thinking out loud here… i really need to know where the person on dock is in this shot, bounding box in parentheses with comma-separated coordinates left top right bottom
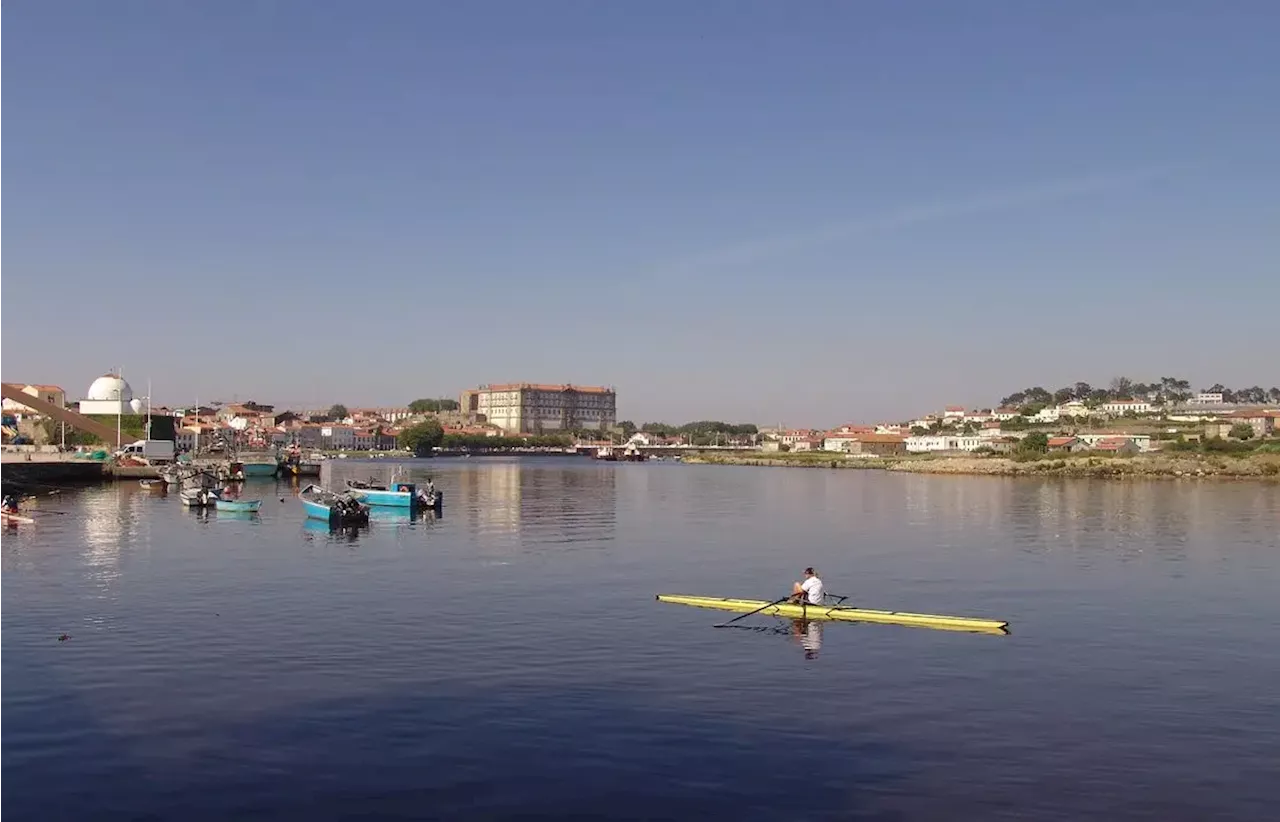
(791, 567, 824, 605)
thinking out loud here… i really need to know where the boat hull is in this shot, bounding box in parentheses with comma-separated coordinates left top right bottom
(2, 512, 35, 525)
(299, 486, 370, 526)
(215, 499, 262, 513)
(349, 488, 414, 507)
(655, 594, 1008, 634)
(240, 462, 279, 478)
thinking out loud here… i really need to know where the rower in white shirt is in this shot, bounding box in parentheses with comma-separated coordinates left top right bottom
(791, 567, 824, 605)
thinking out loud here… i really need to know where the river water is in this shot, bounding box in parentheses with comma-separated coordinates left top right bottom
(4, 458, 1278, 820)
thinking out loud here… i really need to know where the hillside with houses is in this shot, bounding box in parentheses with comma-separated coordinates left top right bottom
(754, 378, 1280, 459)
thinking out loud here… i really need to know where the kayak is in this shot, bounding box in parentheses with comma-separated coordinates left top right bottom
(2, 511, 35, 525)
(655, 594, 1008, 634)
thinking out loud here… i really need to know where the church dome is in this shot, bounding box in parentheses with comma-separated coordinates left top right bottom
(87, 373, 133, 402)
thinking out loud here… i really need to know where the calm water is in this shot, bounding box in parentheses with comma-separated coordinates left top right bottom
(4, 458, 1279, 821)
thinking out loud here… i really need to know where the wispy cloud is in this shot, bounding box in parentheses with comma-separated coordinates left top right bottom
(650, 166, 1176, 277)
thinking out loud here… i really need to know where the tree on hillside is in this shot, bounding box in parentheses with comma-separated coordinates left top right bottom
(327, 404, 349, 420)
(1109, 376, 1134, 399)
(1018, 431, 1049, 454)
(398, 419, 444, 456)
(617, 420, 637, 437)
(1229, 423, 1255, 441)
(408, 398, 460, 413)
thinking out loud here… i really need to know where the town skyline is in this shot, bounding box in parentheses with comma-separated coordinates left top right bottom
(6, 369, 1276, 432)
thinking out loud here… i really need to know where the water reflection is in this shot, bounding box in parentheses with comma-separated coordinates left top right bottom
(790, 619, 823, 660)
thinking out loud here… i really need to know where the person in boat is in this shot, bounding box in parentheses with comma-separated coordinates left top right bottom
(791, 567, 824, 606)
(2, 494, 20, 513)
(424, 477, 435, 497)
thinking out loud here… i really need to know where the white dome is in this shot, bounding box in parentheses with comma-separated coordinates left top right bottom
(87, 374, 133, 402)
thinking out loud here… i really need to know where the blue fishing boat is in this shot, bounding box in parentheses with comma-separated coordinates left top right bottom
(214, 497, 262, 513)
(299, 484, 370, 526)
(346, 478, 442, 511)
(237, 451, 280, 477)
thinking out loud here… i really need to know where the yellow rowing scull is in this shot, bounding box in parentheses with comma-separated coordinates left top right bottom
(656, 594, 1008, 634)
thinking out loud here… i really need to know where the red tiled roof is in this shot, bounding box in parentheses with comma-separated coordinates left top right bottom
(945, 406, 965, 412)
(1047, 436, 1076, 446)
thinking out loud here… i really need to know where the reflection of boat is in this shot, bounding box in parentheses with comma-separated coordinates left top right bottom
(299, 484, 370, 526)
(655, 595, 1009, 634)
(139, 479, 166, 491)
(214, 498, 262, 513)
(179, 487, 221, 508)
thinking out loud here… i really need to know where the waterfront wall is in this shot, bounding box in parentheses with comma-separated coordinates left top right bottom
(0, 459, 108, 490)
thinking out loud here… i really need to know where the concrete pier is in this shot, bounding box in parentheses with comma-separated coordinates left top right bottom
(1, 452, 109, 489)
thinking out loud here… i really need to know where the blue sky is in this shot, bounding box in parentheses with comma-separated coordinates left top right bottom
(4, 2, 1277, 425)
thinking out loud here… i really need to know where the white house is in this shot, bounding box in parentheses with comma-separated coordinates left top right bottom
(1057, 400, 1090, 417)
(822, 434, 861, 452)
(1030, 407, 1061, 423)
(1190, 392, 1225, 405)
(1075, 432, 1153, 451)
(905, 435, 986, 453)
(943, 406, 966, 420)
(992, 407, 1021, 421)
(1102, 399, 1153, 416)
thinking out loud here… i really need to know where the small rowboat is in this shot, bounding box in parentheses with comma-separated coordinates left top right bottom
(2, 511, 35, 525)
(214, 498, 262, 513)
(655, 594, 1009, 634)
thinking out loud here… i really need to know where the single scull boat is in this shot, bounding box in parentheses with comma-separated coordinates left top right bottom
(656, 594, 1008, 634)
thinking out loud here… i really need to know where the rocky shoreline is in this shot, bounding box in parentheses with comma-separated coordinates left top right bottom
(682, 451, 1280, 480)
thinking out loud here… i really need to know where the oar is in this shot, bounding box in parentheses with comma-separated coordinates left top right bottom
(714, 596, 791, 628)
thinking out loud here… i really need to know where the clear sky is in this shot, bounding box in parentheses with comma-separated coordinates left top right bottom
(4, 2, 1277, 425)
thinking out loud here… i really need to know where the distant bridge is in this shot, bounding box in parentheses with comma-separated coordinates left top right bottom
(0, 383, 129, 447)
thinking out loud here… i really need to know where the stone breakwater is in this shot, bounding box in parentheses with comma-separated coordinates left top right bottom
(684, 452, 1280, 480)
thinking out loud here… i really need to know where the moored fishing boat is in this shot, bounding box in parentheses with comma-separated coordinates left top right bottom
(280, 459, 322, 477)
(345, 478, 441, 510)
(655, 594, 1009, 634)
(179, 487, 221, 508)
(236, 451, 280, 478)
(214, 497, 262, 513)
(299, 484, 370, 526)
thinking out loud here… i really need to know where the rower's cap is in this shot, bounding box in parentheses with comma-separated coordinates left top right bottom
(804, 567, 815, 575)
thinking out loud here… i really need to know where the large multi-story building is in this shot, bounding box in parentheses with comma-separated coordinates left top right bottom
(460, 383, 617, 434)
